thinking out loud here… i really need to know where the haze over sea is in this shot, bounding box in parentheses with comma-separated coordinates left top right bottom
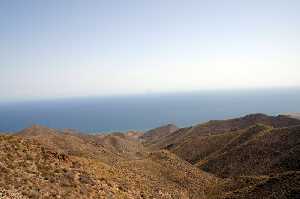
(0, 88, 299, 133)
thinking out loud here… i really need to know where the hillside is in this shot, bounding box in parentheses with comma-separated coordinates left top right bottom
(0, 135, 127, 198)
(1, 113, 299, 198)
(17, 125, 146, 164)
(140, 113, 300, 198)
(197, 124, 300, 177)
(222, 171, 300, 199)
(143, 114, 300, 165)
(1, 125, 221, 198)
(140, 124, 178, 145)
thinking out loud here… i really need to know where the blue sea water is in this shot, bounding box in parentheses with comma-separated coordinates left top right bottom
(0, 89, 300, 133)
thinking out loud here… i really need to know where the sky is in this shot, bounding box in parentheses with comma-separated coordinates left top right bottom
(0, 0, 300, 102)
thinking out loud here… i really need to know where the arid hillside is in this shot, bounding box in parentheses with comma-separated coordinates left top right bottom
(140, 124, 178, 146)
(1, 125, 221, 198)
(143, 114, 300, 164)
(1, 113, 299, 199)
(197, 124, 300, 177)
(141, 113, 300, 199)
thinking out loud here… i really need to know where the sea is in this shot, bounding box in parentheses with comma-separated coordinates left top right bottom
(0, 88, 300, 133)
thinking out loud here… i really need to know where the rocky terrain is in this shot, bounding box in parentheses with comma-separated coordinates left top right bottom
(0, 113, 299, 198)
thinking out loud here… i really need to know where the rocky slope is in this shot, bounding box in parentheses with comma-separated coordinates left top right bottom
(141, 113, 300, 198)
(143, 114, 300, 165)
(17, 125, 146, 164)
(1, 113, 299, 198)
(197, 124, 300, 177)
(1, 125, 221, 198)
(222, 171, 300, 199)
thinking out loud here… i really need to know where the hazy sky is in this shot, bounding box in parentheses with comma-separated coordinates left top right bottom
(1, 0, 300, 101)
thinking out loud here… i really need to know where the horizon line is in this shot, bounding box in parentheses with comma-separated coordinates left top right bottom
(1, 86, 300, 104)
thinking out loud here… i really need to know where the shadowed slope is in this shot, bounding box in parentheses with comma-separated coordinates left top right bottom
(198, 125, 300, 177)
(223, 171, 300, 199)
(144, 114, 300, 165)
(139, 113, 300, 198)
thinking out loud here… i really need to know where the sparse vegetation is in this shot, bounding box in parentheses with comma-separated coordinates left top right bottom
(0, 114, 299, 198)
